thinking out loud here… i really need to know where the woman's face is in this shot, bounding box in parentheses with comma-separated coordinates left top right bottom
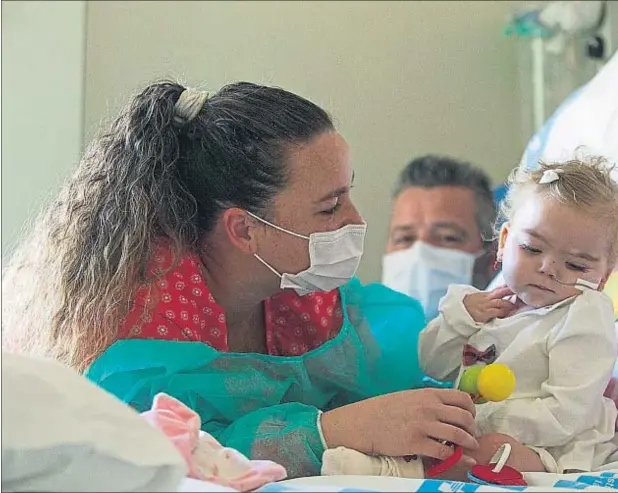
(256, 131, 363, 276)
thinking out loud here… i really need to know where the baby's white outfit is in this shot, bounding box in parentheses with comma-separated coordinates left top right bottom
(419, 285, 618, 473)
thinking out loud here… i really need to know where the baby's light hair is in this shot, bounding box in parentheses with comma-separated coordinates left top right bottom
(500, 156, 618, 264)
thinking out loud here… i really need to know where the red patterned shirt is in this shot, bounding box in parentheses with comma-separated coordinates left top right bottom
(118, 243, 344, 356)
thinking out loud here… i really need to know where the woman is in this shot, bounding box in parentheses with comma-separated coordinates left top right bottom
(2, 81, 479, 478)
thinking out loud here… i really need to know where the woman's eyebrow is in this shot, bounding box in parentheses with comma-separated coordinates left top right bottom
(314, 171, 355, 203)
(315, 186, 349, 203)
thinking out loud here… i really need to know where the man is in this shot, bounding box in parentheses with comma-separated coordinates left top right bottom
(382, 155, 497, 321)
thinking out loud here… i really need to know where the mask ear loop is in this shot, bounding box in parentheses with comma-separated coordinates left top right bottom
(254, 254, 283, 279)
(246, 211, 309, 279)
(245, 211, 309, 240)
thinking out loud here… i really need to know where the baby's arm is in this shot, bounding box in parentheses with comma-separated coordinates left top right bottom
(476, 294, 617, 448)
(418, 285, 485, 380)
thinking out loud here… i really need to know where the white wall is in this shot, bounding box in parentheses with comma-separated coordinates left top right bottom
(603, 0, 618, 56)
(2, 2, 614, 281)
(1, 1, 87, 258)
(84, 1, 522, 283)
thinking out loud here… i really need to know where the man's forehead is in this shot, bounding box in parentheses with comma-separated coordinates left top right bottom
(391, 186, 478, 225)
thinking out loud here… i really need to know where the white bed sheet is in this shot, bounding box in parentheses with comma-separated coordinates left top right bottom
(280, 474, 617, 491)
(178, 470, 618, 492)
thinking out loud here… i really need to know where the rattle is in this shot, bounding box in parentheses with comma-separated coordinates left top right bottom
(426, 363, 526, 486)
(459, 362, 516, 404)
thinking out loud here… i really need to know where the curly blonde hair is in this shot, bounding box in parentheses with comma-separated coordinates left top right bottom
(499, 156, 618, 265)
(1, 80, 334, 372)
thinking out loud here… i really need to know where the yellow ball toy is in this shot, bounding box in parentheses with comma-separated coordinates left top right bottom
(477, 363, 516, 402)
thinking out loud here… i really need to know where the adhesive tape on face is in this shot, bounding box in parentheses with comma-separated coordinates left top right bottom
(576, 278, 600, 290)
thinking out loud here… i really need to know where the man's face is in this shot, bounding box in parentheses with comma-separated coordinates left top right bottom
(386, 186, 483, 253)
(386, 186, 495, 289)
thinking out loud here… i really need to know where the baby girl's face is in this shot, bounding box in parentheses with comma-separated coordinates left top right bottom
(499, 195, 612, 308)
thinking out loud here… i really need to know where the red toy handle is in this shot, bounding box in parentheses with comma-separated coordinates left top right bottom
(426, 446, 463, 477)
(467, 443, 528, 487)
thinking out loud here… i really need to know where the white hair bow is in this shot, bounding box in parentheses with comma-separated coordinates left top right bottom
(539, 169, 563, 184)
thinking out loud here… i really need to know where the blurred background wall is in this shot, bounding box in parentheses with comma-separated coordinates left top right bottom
(3, 1, 616, 281)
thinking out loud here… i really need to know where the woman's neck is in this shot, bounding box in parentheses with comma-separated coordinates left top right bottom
(199, 246, 272, 354)
(197, 236, 277, 325)
(225, 303, 268, 353)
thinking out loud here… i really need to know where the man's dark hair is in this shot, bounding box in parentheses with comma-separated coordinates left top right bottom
(393, 154, 497, 243)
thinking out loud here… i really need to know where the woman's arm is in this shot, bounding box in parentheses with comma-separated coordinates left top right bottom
(87, 339, 329, 478)
(87, 280, 480, 479)
(215, 402, 327, 478)
(321, 388, 478, 461)
(88, 342, 478, 479)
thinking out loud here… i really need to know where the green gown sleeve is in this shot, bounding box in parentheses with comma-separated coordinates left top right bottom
(86, 278, 432, 478)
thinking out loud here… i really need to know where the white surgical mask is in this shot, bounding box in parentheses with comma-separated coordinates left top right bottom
(248, 211, 367, 296)
(381, 241, 478, 321)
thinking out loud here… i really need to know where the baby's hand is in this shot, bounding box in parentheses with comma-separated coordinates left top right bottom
(463, 286, 516, 323)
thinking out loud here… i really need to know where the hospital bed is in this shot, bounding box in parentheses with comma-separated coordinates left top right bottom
(176, 471, 618, 492)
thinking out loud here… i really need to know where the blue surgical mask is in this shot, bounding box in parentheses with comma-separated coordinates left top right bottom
(381, 241, 478, 321)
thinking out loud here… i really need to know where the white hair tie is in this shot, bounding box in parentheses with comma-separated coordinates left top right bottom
(539, 169, 563, 184)
(173, 87, 208, 125)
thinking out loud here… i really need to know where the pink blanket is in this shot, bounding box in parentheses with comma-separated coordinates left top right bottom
(141, 393, 287, 491)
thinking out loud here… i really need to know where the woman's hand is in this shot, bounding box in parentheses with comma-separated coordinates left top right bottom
(321, 388, 479, 463)
(463, 286, 516, 323)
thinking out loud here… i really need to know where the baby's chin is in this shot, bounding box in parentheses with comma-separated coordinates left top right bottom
(514, 288, 572, 309)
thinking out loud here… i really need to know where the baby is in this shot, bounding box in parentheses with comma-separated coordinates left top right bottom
(324, 157, 618, 480)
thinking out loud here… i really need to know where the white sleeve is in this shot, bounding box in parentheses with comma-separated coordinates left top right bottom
(476, 293, 617, 447)
(418, 284, 484, 380)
